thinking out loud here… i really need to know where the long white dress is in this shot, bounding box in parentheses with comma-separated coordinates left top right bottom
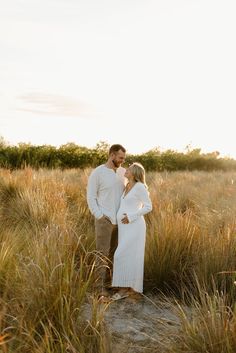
(112, 182, 152, 293)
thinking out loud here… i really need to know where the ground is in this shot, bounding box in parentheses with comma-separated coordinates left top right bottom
(81, 292, 187, 353)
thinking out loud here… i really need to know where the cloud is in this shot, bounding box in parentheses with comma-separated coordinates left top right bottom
(17, 93, 96, 118)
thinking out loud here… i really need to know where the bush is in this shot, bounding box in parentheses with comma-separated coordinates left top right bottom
(0, 140, 236, 171)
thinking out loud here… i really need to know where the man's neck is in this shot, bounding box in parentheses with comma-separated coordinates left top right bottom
(105, 160, 117, 171)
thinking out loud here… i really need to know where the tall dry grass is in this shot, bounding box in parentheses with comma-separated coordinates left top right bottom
(161, 285, 236, 353)
(0, 168, 236, 351)
(145, 171, 236, 300)
(0, 168, 108, 352)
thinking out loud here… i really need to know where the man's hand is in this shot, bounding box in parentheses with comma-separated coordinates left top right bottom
(102, 215, 112, 223)
(121, 213, 129, 224)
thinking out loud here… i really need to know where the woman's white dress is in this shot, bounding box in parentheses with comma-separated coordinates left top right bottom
(112, 182, 152, 293)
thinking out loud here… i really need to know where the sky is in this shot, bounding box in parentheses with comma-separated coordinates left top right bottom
(0, 0, 236, 157)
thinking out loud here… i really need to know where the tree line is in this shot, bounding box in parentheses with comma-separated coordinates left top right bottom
(0, 139, 236, 171)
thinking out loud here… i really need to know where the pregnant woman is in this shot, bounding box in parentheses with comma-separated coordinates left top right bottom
(111, 162, 152, 299)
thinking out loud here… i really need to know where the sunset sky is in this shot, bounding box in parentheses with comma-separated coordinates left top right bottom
(1, 0, 236, 157)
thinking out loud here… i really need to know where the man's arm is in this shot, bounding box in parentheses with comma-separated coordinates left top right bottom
(86, 170, 103, 220)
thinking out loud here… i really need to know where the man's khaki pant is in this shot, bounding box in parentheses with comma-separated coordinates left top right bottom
(94, 217, 118, 292)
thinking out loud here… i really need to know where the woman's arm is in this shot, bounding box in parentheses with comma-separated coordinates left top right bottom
(126, 183, 152, 223)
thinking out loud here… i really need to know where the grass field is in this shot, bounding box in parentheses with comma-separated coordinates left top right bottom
(0, 168, 236, 352)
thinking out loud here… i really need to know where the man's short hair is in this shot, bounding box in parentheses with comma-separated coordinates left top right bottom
(109, 144, 126, 155)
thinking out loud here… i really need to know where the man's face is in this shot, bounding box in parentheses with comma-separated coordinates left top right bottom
(111, 150, 126, 168)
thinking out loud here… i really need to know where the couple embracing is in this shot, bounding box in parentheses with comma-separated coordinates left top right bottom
(87, 144, 152, 301)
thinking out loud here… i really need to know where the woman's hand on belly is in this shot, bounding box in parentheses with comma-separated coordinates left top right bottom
(121, 213, 129, 224)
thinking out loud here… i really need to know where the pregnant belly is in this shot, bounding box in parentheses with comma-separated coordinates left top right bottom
(117, 210, 145, 227)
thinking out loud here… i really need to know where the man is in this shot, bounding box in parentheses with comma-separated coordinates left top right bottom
(87, 144, 126, 299)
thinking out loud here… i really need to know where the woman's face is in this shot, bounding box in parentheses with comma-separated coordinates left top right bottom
(124, 166, 134, 180)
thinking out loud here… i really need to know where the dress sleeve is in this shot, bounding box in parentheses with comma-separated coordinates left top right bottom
(86, 169, 103, 220)
(127, 183, 152, 223)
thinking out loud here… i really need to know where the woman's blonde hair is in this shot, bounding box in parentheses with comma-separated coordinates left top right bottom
(129, 162, 147, 188)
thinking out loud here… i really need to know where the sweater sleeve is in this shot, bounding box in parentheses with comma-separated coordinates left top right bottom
(86, 169, 103, 220)
(127, 183, 152, 223)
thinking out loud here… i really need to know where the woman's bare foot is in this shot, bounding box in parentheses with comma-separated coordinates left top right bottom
(118, 287, 143, 299)
(111, 287, 143, 298)
(116, 287, 130, 296)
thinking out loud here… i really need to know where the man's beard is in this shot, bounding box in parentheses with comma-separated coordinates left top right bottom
(112, 159, 120, 168)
